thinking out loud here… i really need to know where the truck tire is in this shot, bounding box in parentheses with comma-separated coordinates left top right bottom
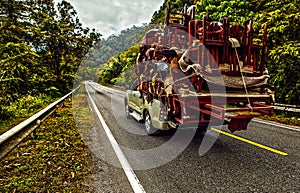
(144, 110, 159, 135)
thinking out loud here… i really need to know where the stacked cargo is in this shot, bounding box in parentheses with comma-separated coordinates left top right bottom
(132, 3, 274, 132)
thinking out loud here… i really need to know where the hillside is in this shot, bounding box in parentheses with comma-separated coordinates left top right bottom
(97, 25, 148, 67)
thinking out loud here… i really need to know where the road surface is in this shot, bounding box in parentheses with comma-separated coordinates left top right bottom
(80, 83, 299, 192)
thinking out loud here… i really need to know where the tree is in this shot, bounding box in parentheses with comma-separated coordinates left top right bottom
(24, 0, 101, 92)
(0, 0, 101, 118)
(0, 0, 39, 98)
(254, 1, 300, 104)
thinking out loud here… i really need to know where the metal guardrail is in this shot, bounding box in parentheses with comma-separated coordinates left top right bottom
(273, 103, 300, 108)
(0, 86, 80, 160)
(272, 103, 300, 113)
(252, 118, 300, 132)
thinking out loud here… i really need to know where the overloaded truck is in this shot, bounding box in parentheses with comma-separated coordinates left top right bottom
(124, 3, 275, 135)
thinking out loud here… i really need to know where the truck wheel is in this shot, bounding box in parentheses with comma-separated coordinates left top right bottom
(125, 102, 132, 119)
(144, 110, 159, 135)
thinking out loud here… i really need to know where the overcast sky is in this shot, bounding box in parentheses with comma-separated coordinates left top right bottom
(62, 0, 164, 38)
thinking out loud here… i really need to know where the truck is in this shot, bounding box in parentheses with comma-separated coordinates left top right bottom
(124, 3, 275, 135)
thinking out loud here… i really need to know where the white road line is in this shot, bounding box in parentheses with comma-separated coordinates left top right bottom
(252, 118, 300, 132)
(85, 85, 146, 193)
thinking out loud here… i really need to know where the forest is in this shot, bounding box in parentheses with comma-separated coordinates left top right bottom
(1, 0, 299, 121)
(0, 0, 100, 120)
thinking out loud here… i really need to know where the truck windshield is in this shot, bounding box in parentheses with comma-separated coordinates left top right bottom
(131, 78, 139, 91)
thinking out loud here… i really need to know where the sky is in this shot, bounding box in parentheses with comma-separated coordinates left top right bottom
(61, 0, 164, 38)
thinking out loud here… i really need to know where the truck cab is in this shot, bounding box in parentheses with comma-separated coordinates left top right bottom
(124, 63, 172, 135)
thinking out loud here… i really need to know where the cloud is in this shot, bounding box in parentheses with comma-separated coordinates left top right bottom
(66, 0, 163, 38)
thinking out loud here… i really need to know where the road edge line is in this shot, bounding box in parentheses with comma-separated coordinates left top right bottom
(85, 84, 146, 193)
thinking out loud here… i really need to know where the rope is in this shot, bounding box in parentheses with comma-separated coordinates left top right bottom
(158, 73, 198, 97)
(229, 38, 253, 111)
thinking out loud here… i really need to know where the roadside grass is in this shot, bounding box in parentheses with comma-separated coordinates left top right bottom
(0, 94, 58, 135)
(0, 95, 102, 192)
(259, 110, 300, 127)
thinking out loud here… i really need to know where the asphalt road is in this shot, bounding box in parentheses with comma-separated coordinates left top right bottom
(83, 83, 299, 192)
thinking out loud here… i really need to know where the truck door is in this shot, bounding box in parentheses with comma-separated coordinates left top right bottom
(128, 80, 143, 113)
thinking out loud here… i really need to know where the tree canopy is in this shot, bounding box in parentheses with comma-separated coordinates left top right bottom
(0, 0, 101, 118)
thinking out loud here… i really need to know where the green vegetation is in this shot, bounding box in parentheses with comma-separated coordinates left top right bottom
(0, 100, 102, 192)
(0, 94, 57, 135)
(0, 0, 101, 119)
(98, 45, 140, 86)
(260, 110, 300, 127)
(97, 25, 148, 66)
(91, 25, 148, 85)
